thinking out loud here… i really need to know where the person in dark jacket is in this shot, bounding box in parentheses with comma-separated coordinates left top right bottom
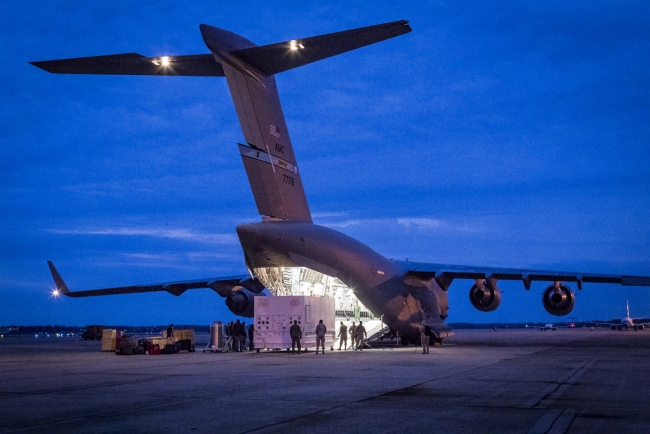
(290, 320, 302, 354)
(233, 319, 244, 352)
(355, 321, 367, 351)
(248, 324, 255, 351)
(241, 321, 248, 351)
(167, 324, 174, 339)
(315, 320, 327, 354)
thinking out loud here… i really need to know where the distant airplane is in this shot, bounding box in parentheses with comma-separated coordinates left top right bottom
(539, 324, 557, 331)
(33, 20, 650, 343)
(608, 300, 648, 331)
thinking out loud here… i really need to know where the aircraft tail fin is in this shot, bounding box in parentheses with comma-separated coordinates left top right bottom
(31, 21, 411, 223)
(47, 261, 71, 296)
(200, 21, 410, 222)
(627, 299, 630, 318)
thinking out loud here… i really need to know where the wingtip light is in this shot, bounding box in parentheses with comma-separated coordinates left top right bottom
(289, 40, 304, 51)
(152, 56, 171, 66)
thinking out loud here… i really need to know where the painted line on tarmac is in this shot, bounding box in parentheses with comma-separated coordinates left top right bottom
(520, 359, 595, 409)
(527, 408, 577, 434)
(537, 360, 596, 409)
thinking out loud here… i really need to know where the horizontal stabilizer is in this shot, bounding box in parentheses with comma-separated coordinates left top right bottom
(30, 53, 224, 76)
(232, 20, 411, 75)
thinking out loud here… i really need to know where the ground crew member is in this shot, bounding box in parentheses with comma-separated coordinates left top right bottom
(419, 321, 430, 354)
(248, 324, 255, 351)
(290, 320, 302, 354)
(233, 319, 244, 352)
(355, 321, 367, 351)
(315, 320, 327, 354)
(241, 321, 248, 351)
(349, 322, 357, 351)
(337, 321, 348, 350)
(166, 324, 174, 339)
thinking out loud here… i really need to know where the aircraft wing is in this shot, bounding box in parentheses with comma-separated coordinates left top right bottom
(403, 261, 650, 290)
(47, 261, 262, 298)
(30, 53, 224, 76)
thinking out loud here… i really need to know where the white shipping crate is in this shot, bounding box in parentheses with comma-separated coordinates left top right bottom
(254, 296, 336, 351)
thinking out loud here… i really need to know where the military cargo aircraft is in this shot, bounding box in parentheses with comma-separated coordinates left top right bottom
(35, 20, 650, 343)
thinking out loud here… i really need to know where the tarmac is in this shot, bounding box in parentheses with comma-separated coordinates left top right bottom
(1, 328, 649, 434)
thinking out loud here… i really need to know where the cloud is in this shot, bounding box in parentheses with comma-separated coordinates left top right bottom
(396, 217, 444, 229)
(46, 227, 238, 245)
(318, 216, 488, 234)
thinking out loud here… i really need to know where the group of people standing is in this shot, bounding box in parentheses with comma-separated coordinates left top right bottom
(336, 320, 367, 351)
(288, 319, 368, 354)
(288, 319, 331, 354)
(226, 319, 255, 352)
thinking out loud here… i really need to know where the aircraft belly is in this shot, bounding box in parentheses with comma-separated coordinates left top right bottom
(236, 221, 453, 340)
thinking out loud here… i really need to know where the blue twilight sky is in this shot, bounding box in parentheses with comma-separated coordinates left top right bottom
(1, 1, 649, 327)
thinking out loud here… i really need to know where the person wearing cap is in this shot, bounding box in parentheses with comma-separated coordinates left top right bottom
(419, 321, 430, 354)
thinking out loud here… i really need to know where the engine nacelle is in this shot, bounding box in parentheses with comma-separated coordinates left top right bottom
(639, 325, 645, 330)
(469, 280, 502, 312)
(225, 288, 259, 317)
(542, 283, 574, 316)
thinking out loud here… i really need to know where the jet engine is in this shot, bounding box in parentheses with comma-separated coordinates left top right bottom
(469, 279, 501, 312)
(225, 289, 258, 317)
(542, 283, 574, 316)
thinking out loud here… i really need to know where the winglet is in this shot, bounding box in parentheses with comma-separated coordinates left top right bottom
(47, 261, 71, 295)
